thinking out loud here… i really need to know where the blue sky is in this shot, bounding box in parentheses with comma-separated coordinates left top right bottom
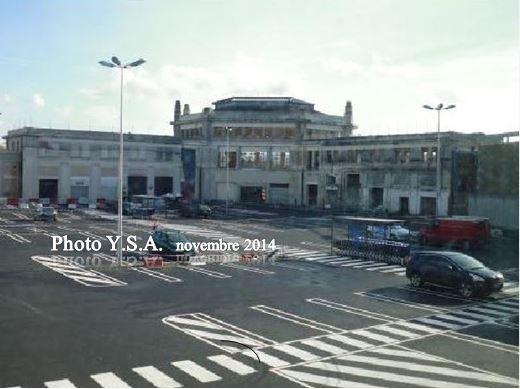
(0, 0, 518, 136)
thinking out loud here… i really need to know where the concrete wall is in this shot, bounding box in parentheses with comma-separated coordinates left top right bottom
(468, 194, 519, 231)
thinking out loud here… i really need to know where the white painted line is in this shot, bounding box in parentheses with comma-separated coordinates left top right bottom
(310, 360, 469, 387)
(300, 338, 348, 355)
(132, 366, 182, 387)
(166, 316, 223, 330)
(279, 369, 373, 388)
(244, 350, 288, 368)
(171, 360, 221, 383)
(273, 344, 319, 361)
(485, 303, 518, 314)
(434, 314, 479, 325)
(342, 355, 518, 385)
(454, 311, 494, 321)
(220, 262, 274, 275)
(396, 321, 441, 334)
(372, 347, 440, 361)
(413, 317, 461, 330)
(466, 307, 510, 317)
(90, 372, 131, 388)
(186, 266, 231, 279)
(306, 256, 338, 262)
(251, 305, 343, 333)
(44, 379, 76, 388)
(379, 266, 406, 273)
(340, 261, 374, 267)
(351, 329, 400, 344)
(353, 262, 390, 269)
(364, 264, 398, 271)
(207, 354, 255, 375)
(375, 325, 420, 339)
(326, 334, 374, 349)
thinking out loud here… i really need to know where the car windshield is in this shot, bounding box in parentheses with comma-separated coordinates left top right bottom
(165, 231, 189, 243)
(42, 208, 54, 214)
(449, 253, 485, 270)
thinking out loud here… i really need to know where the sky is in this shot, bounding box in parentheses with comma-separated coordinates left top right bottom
(0, 0, 518, 136)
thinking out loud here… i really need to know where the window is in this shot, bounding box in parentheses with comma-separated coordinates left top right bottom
(240, 150, 267, 168)
(272, 151, 290, 169)
(219, 151, 237, 168)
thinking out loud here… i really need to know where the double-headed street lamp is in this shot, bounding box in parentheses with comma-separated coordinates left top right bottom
(99, 56, 146, 266)
(422, 103, 456, 217)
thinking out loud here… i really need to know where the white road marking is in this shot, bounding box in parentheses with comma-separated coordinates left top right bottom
(171, 360, 221, 382)
(44, 379, 76, 388)
(396, 321, 441, 334)
(341, 261, 375, 267)
(434, 314, 479, 325)
(244, 350, 288, 367)
(132, 366, 182, 387)
(219, 262, 274, 274)
(342, 355, 518, 385)
(207, 355, 256, 375)
(251, 305, 344, 333)
(375, 325, 420, 338)
(273, 344, 319, 361)
(300, 338, 349, 355)
(379, 266, 406, 273)
(413, 317, 461, 329)
(90, 372, 131, 388)
(326, 334, 374, 349)
(185, 266, 231, 279)
(351, 329, 400, 344)
(279, 369, 374, 388)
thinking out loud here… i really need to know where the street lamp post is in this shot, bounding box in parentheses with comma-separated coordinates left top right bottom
(99, 56, 146, 266)
(422, 103, 456, 217)
(225, 127, 232, 216)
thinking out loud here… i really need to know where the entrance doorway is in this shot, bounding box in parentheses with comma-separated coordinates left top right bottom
(399, 197, 409, 215)
(154, 176, 173, 196)
(127, 176, 147, 197)
(420, 196, 436, 216)
(369, 187, 384, 208)
(39, 179, 58, 202)
(307, 184, 318, 206)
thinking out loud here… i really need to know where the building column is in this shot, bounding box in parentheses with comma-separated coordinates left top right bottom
(58, 162, 71, 203)
(90, 164, 101, 203)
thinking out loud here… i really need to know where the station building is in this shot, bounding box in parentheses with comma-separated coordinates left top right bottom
(1, 128, 183, 204)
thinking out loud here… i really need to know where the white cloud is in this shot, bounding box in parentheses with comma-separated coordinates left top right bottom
(33, 93, 45, 108)
(54, 106, 73, 117)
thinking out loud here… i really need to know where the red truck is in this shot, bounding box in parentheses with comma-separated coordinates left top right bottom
(419, 216, 491, 250)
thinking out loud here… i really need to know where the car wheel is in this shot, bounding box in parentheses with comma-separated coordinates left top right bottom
(410, 273, 423, 288)
(458, 281, 474, 298)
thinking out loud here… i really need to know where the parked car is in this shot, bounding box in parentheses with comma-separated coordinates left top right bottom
(419, 216, 491, 250)
(179, 203, 212, 218)
(33, 207, 57, 222)
(406, 251, 503, 297)
(149, 229, 196, 260)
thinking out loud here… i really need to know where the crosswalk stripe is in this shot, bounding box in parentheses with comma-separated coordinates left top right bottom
(341, 261, 374, 267)
(171, 360, 221, 382)
(207, 355, 255, 375)
(495, 299, 518, 308)
(300, 338, 349, 355)
(413, 317, 461, 329)
(188, 329, 265, 347)
(375, 325, 420, 339)
(280, 369, 374, 388)
(353, 262, 389, 269)
(371, 347, 440, 361)
(342, 355, 518, 385)
(450, 311, 492, 321)
(466, 307, 511, 316)
(326, 334, 374, 349)
(309, 361, 468, 387)
(433, 314, 479, 325)
(485, 303, 518, 314)
(364, 264, 397, 270)
(132, 366, 182, 387)
(352, 329, 400, 343)
(245, 350, 288, 367)
(379, 266, 405, 273)
(273, 344, 319, 361)
(44, 379, 76, 388)
(90, 372, 131, 388)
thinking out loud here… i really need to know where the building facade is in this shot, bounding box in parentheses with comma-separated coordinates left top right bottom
(2, 128, 183, 204)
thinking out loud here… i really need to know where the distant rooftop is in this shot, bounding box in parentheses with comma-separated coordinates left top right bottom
(213, 96, 315, 112)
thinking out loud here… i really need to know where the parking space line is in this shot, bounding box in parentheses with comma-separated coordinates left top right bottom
(219, 262, 275, 275)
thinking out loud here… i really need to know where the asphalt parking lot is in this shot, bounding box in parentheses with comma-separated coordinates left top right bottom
(0, 208, 518, 387)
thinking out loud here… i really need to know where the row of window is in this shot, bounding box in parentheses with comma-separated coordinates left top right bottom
(218, 151, 291, 169)
(212, 127, 297, 139)
(322, 147, 438, 164)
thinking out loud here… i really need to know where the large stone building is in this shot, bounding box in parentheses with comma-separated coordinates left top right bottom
(173, 96, 511, 216)
(2, 128, 183, 204)
(0, 96, 516, 223)
(173, 96, 355, 204)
